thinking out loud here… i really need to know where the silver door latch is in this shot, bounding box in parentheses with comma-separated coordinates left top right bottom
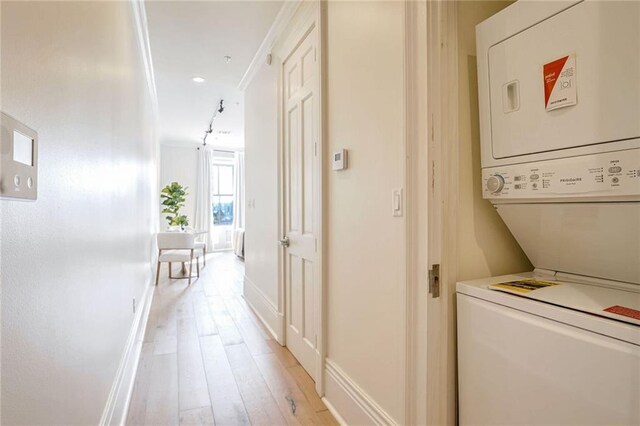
(279, 236, 290, 247)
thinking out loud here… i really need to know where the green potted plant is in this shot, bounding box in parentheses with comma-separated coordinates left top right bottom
(161, 182, 189, 230)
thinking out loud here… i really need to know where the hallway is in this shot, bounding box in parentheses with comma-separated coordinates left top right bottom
(127, 253, 338, 425)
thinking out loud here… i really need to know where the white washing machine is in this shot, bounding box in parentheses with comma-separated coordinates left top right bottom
(458, 273, 640, 425)
(459, 1, 640, 424)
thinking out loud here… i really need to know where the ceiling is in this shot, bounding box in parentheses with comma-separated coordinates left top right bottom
(145, 0, 283, 148)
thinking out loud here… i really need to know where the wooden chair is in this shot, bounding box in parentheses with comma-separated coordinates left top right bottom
(155, 232, 201, 286)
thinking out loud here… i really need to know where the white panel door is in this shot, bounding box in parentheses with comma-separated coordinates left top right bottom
(282, 27, 319, 379)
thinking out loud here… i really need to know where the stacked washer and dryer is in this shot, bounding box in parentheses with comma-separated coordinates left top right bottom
(457, 1, 640, 424)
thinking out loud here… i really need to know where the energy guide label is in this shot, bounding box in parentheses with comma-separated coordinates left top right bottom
(544, 54, 577, 111)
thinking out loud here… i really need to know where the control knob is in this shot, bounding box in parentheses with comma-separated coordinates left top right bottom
(486, 174, 505, 193)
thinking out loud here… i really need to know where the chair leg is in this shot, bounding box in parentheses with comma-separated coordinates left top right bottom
(188, 250, 194, 285)
(168, 262, 172, 278)
(155, 261, 161, 286)
(196, 256, 200, 277)
(203, 245, 207, 267)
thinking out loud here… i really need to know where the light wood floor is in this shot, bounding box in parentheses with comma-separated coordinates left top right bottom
(126, 252, 338, 426)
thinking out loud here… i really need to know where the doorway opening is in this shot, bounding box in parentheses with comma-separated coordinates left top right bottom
(211, 151, 236, 251)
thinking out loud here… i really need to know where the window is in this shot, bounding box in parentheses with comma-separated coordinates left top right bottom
(212, 164, 234, 225)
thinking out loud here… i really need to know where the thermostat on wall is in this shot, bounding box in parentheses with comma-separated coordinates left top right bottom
(332, 149, 348, 171)
(1, 112, 38, 200)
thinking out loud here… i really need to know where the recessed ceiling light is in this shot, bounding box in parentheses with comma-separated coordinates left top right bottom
(192, 76, 205, 83)
(224, 56, 232, 63)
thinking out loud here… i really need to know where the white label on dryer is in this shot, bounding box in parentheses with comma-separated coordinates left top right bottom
(544, 54, 577, 111)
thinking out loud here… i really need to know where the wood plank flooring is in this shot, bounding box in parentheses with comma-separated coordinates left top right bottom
(127, 252, 338, 426)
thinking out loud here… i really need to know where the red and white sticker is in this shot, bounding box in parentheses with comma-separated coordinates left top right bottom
(543, 54, 577, 111)
(604, 305, 640, 321)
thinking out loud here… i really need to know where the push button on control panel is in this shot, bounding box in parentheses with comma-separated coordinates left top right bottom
(609, 166, 622, 173)
(530, 174, 540, 180)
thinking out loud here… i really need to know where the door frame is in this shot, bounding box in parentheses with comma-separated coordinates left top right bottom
(424, 1, 459, 425)
(404, 0, 429, 424)
(274, 0, 326, 396)
(404, 0, 460, 424)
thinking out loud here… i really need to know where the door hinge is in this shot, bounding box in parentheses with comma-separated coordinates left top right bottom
(429, 264, 440, 298)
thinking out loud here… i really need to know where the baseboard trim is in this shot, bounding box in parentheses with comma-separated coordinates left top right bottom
(242, 275, 284, 343)
(322, 396, 348, 426)
(100, 281, 155, 426)
(324, 359, 397, 426)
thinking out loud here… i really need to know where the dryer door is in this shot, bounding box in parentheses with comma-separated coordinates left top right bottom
(488, 1, 640, 159)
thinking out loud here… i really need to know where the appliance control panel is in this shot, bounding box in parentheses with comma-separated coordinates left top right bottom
(483, 149, 640, 200)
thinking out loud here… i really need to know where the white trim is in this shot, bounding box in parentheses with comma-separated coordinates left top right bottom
(130, 0, 158, 125)
(324, 359, 398, 426)
(321, 397, 348, 426)
(237, 1, 302, 91)
(404, 0, 429, 425)
(100, 283, 155, 426)
(272, 4, 318, 63)
(425, 1, 459, 425)
(242, 275, 285, 343)
(317, 0, 327, 399)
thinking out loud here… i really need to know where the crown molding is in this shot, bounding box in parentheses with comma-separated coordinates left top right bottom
(131, 0, 159, 124)
(237, 0, 302, 91)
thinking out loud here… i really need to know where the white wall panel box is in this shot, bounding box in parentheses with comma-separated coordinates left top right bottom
(1, 112, 38, 200)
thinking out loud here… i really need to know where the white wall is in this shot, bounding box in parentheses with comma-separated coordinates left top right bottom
(456, 0, 531, 281)
(1, 2, 156, 424)
(243, 58, 281, 337)
(243, 2, 408, 422)
(159, 144, 198, 228)
(324, 1, 407, 423)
